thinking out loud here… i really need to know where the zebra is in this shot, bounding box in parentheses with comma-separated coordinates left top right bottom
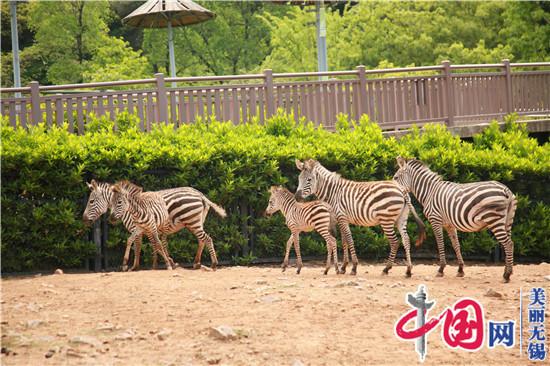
(265, 185, 340, 275)
(294, 159, 426, 276)
(110, 180, 227, 271)
(393, 157, 517, 282)
(83, 179, 226, 271)
(83, 180, 175, 271)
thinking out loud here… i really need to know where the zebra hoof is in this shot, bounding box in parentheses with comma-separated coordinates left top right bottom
(211, 263, 217, 271)
(193, 263, 201, 270)
(456, 271, 465, 277)
(350, 269, 357, 276)
(121, 265, 128, 272)
(436, 271, 444, 277)
(323, 269, 329, 275)
(405, 271, 412, 278)
(339, 266, 346, 274)
(296, 267, 302, 275)
(503, 272, 511, 283)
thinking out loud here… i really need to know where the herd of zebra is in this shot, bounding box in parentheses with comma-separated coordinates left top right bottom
(82, 157, 518, 282)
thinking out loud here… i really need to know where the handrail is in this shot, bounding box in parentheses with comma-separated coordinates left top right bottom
(1, 61, 548, 93)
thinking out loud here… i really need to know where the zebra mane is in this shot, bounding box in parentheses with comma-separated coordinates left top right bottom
(408, 159, 443, 181)
(275, 186, 295, 200)
(113, 180, 143, 196)
(310, 160, 348, 182)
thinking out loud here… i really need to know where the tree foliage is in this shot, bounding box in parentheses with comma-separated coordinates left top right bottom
(0, 1, 548, 85)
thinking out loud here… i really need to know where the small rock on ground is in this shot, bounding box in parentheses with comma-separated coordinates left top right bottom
(209, 325, 238, 341)
(70, 335, 102, 348)
(156, 328, 172, 341)
(484, 289, 503, 298)
(256, 295, 282, 303)
(544, 275, 550, 281)
(334, 281, 360, 288)
(292, 360, 305, 366)
(54, 268, 64, 275)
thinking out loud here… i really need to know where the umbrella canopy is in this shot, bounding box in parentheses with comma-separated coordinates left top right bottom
(123, 0, 215, 84)
(123, 0, 215, 28)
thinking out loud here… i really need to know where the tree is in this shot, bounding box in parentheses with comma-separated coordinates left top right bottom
(141, 2, 288, 76)
(83, 35, 151, 83)
(26, 0, 112, 84)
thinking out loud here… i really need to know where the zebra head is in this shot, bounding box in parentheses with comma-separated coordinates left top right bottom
(109, 188, 128, 224)
(111, 180, 143, 204)
(82, 180, 112, 226)
(265, 186, 283, 216)
(295, 159, 318, 201)
(393, 156, 414, 192)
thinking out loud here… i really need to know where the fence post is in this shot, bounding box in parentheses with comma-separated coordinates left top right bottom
(264, 69, 275, 118)
(502, 59, 513, 114)
(442, 60, 455, 127)
(155, 73, 168, 125)
(357, 65, 367, 117)
(30, 81, 42, 125)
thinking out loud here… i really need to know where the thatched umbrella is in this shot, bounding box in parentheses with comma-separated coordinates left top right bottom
(123, 0, 215, 83)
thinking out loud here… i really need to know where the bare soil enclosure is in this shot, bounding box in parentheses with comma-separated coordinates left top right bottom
(1, 263, 549, 366)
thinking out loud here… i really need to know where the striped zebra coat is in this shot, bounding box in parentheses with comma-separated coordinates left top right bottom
(295, 159, 426, 276)
(111, 180, 227, 271)
(393, 157, 517, 282)
(265, 186, 340, 275)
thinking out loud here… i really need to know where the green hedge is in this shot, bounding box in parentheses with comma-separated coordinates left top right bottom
(2, 112, 549, 272)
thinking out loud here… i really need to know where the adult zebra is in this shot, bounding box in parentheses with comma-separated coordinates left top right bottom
(294, 159, 426, 276)
(393, 157, 517, 282)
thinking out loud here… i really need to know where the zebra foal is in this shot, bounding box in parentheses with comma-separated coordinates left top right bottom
(111, 180, 227, 271)
(393, 157, 517, 282)
(295, 159, 426, 276)
(265, 186, 340, 275)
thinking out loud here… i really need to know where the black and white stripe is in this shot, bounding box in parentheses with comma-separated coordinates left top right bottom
(111, 180, 226, 271)
(265, 186, 340, 275)
(295, 159, 426, 276)
(393, 157, 517, 282)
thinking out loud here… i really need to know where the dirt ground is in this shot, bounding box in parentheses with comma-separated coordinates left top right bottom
(1, 261, 549, 366)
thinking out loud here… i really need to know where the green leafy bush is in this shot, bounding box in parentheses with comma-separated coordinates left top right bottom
(1, 113, 548, 272)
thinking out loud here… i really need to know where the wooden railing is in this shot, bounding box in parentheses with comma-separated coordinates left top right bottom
(1, 60, 549, 133)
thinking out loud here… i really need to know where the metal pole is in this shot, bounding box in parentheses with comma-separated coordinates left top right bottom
(167, 21, 177, 88)
(10, 1, 21, 98)
(316, 0, 328, 81)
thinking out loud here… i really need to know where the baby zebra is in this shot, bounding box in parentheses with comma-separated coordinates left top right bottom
(111, 180, 227, 271)
(83, 180, 175, 271)
(393, 157, 517, 282)
(265, 186, 340, 275)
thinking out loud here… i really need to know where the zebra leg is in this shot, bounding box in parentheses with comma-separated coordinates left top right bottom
(203, 233, 218, 271)
(129, 235, 143, 272)
(381, 223, 401, 276)
(292, 233, 303, 274)
(160, 234, 177, 269)
(146, 232, 173, 270)
(122, 230, 140, 271)
(432, 223, 447, 276)
(445, 226, 465, 277)
(489, 223, 514, 282)
(320, 230, 338, 275)
(282, 235, 294, 272)
(337, 220, 352, 274)
(396, 212, 413, 277)
(191, 227, 218, 270)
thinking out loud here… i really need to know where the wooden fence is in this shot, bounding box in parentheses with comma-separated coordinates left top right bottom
(1, 60, 549, 132)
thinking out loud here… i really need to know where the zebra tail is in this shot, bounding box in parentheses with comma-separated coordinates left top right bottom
(203, 197, 227, 218)
(406, 194, 426, 248)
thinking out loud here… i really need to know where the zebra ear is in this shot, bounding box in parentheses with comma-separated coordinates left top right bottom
(295, 159, 304, 171)
(87, 179, 98, 190)
(396, 156, 407, 168)
(111, 184, 120, 193)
